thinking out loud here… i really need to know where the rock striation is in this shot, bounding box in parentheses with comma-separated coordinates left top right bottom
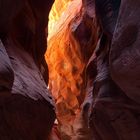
(0, 0, 56, 140)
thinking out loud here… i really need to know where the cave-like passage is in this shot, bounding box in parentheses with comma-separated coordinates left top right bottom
(46, 0, 98, 139)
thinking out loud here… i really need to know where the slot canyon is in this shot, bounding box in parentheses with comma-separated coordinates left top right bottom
(0, 0, 140, 140)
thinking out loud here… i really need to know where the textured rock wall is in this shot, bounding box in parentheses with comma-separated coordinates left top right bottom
(89, 0, 140, 140)
(0, 0, 56, 140)
(110, 0, 140, 104)
(46, 0, 99, 139)
(47, 0, 140, 140)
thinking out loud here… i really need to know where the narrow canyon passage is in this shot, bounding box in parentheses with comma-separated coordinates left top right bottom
(46, 0, 99, 139)
(0, 0, 140, 140)
(47, 0, 140, 139)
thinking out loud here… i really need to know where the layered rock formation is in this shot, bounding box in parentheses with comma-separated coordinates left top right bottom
(46, 0, 99, 138)
(1, 0, 140, 139)
(89, 0, 140, 140)
(0, 0, 55, 140)
(47, 0, 140, 139)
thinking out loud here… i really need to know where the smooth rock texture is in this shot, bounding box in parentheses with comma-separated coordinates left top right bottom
(88, 0, 140, 140)
(0, 40, 14, 90)
(0, 0, 56, 140)
(5, 39, 54, 104)
(46, 0, 140, 139)
(46, 0, 99, 138)
(1, 0, 139, 139)
(110, 0, 140, 104)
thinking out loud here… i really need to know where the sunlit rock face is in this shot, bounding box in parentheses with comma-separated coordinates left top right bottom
(0, 0, 55, 140)
(46, 0, 99, 138)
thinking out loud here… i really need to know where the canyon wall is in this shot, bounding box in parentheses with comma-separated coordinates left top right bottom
(1, 0, 140, 140)
(47, 0, 140, 139)
(0, 0, 55, 140)
(46, 0, 99, 139)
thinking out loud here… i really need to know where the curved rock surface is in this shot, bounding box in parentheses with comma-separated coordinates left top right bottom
(88, 0, 140, 140)
(110, 0, 140, 104)
(0, 40, 14, 90)
(0, 0, 56, 140)
(46, 0, 99, 138)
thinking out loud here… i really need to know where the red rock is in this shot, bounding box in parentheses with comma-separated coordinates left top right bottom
(0, 1, 56, 139)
